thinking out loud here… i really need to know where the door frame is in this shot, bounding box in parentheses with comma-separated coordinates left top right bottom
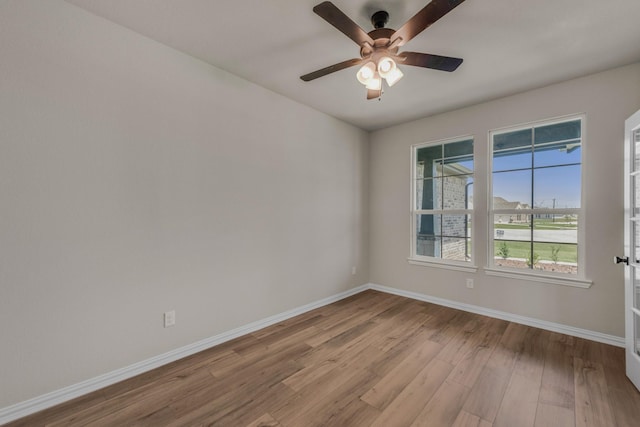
(624, 108, 640, 391)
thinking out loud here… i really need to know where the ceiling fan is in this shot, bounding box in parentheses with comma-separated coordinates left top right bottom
(301, 0, 466, 99)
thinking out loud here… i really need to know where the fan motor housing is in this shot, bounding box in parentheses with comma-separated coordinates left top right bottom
(371, 10, 389, 29)
(360, 28, 398, 58)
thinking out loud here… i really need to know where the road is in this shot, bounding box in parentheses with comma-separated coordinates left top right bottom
(495, 228, 577, 243)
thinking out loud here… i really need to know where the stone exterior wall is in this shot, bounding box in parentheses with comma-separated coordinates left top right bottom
(442, 174, 469, 261)
(416, 170, 470, 261)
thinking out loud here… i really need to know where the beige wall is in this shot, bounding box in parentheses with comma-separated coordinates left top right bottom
(370, 62, 640, 338)
(2, 0, 640, 413)
(0, 1, 369, 407)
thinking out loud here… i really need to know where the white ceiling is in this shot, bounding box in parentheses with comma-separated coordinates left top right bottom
(65, 0, 640, 131)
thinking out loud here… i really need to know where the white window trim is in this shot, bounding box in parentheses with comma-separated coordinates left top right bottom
(484, 267, 591, 288)
(408, 257, 478, 273)
(409, 135, 475, 270)
(487, 113, 590, 287)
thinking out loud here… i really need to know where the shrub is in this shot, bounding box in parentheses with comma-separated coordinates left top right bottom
(497, 241, 510, 259)
(550, 245, 560, 263)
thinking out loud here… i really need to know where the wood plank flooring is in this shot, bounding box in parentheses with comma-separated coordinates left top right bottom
(7, 290, 640, 426)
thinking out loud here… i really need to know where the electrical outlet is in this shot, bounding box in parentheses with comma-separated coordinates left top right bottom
(466, 279, 474, 289)
(164, 310, 176, 328)
(351, 266, 357, 275)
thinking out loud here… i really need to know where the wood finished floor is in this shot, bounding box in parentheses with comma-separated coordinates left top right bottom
(8, 290, 640, 427)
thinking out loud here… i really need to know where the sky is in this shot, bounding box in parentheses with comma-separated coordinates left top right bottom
(492, 146, 582, 209)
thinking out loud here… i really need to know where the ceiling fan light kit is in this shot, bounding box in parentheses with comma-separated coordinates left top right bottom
(356, 57, 403, 93)
(300, 0, 466, 100)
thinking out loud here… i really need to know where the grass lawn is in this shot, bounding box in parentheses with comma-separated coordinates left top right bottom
(494, 224, 532, 230)
(494, 240, 577, 263)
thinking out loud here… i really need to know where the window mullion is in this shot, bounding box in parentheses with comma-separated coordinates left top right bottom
(530, 127, 535, 269)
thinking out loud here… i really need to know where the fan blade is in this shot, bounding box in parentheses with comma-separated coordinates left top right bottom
(392, 0, 466, 46)
(397, 52, 463, 72)
(300, 58, 363, 82)
(367, 88, 382, 100)
(313, 1, 374, 47)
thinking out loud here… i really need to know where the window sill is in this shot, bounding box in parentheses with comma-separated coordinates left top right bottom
(408, 258, 478, 273)
(484, 267, 592, 288)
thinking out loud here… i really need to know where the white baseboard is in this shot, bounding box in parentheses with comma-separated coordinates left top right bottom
(368, 283, 625, 348)
(1, 281, 625, 424)
(0, 284, 368, 425)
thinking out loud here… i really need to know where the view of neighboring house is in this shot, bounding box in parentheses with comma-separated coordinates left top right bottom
(493, 196, 530, 223)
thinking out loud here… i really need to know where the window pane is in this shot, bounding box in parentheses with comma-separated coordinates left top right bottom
(416, 214, 440, 257)
(416, 145, 441, 179)
(443, 139, 473, 174)
(441, 158, 474, 176)
(534, 143, 581, 168)
(635, 312, 640, 357)
(493, 240, 529, 270)
(443, 215, 469, 238)
(443, 175, 472, 210)
(493, 151, 532, 172)
(634, 268, 640, 311)
(493, 129, 532, 172)
(493, 215, 531, 241)
(493, 170, 532, 209)
(532, 215, 578, 244)
(533, 242, 578, 274)
(416, 178, 439, 209)
(443, 237, 470, 261)
(635, 175, 640, 216)
(416, 214, 472, 261)
(444, 139, 473, 158)
(533, 165, 581, 209)
(416, 214, 440, 238)
(417, 235, 439, 257)
(635, 221, 640, 265)
(534, 120, 581, 145)
(494, 128, 532, 150)
(433, 178, 443, 210)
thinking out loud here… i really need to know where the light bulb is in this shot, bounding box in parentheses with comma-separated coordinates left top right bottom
(384, 67, 404, 87)
(365, 72, 382, 91)
(378, 57, 396, 77)
(356, 62, 376, 85)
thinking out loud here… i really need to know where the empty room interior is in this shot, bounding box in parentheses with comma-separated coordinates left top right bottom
(2, 0, 640, 425)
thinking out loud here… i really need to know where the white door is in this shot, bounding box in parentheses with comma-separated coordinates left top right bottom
(623, 109, 640, 391)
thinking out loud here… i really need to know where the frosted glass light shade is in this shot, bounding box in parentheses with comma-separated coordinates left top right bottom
(365, 72, 382, 90)
(356, 62, 376, 85)
(384, 67, 404, 87)
(378, 57, 396, 77)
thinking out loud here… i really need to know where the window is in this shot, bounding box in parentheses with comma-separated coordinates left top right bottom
(489, 115, 583, 278)
(411, 137, 474, 268)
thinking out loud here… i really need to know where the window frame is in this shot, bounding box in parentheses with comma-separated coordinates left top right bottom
(409, 135, 477, 272)
(486, 114, 591, 288)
